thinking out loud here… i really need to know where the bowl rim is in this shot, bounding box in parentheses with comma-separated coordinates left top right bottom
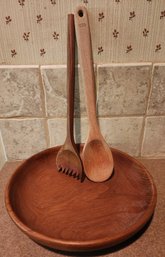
(5, 145, 157, 251)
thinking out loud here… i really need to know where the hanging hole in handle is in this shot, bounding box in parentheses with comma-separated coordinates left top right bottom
(78, 10, 84, 17)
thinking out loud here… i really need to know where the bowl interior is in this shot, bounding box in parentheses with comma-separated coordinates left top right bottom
(6, 146, 156, 251)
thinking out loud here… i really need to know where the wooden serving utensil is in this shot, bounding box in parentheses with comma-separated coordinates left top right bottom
(75, 6, 114, 182)
(56, 14, 83, 181)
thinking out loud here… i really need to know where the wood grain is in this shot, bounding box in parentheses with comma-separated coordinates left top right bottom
(55, 14, 83, 180)
(5, 145, 156, 252)
(74, 6, 114, 182)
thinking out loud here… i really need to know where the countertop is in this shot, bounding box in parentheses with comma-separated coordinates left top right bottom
(0, 159, 164, 257)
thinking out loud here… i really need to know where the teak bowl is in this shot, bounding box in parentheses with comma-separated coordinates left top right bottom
(5, 145, 157, 252)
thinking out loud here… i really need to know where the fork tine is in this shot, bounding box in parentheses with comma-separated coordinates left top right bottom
(69, 170, 73, 176)
(72, 172, 76, 178)
(65, 169, 69, 175)
(57, 164, 83, 181)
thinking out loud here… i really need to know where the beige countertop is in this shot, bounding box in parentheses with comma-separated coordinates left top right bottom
(0, 159, 164, 257)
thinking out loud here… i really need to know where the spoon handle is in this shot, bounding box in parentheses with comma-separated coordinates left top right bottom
(66, 14, 75, 144)
(75, 6, 99, 135)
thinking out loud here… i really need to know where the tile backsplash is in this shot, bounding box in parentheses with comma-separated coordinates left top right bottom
(147, 64, 165, 115)
(97, 64, 151, 116)
(0, 118, 47, 160)
(0, 63, 165, 161)
(0, 66, 44, 117)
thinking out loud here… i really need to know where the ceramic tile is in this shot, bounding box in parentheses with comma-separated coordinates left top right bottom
(0, 66, 44, 117)
(97, 64, 151, 116)
(48, 118, 88, 146)
(74, 66, 86, 117)
(0, 119, 47, 160)
(0, 131, 7, 169)
(147, 64, 165, 115)
(48, 117, 143, 156)
(141, 116, 165, 157)
(41, 66, 86, 117)
(99, 117, 144, 156)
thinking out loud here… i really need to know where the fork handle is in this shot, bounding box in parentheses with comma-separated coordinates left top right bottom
(66, 14, 75, 144)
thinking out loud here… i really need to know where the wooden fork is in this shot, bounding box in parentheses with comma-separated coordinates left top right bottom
(56, 14, 83, 181)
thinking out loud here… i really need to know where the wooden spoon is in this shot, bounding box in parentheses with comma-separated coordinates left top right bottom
(56, 14, 83, 181)
(75, 6, 114, 182)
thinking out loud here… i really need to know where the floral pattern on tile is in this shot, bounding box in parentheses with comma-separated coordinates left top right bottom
(147, 64, 165, 115)
(0, 67, 44, 117)
(97, 64, 151, 116)
(142, 117, 165, 157)
(0, 119, 47, 160)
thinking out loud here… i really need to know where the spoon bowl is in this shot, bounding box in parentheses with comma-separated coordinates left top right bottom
(82, 139, 113, 182)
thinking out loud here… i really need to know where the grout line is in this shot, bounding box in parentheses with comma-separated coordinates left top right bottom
(46, 118, 51, 143)
(38, 66, 47, 118)
(0, 65, 39, 69)
(152, 63, 165, 67)
(139, 118, 147, 157)
(97, 62, 153, 68)
(5, 159, 24, 163)
(0, 63, 164, 69)
(5, 156, 164, 162)
(40, 67, 49, 117)
(41, 64, 67, 69)
(146, 64, 155, 116)
(137, 156, 165, 160)
(1, 114, 165, 120)
(0, 131, 7, 162)
(39, 66, 50, 148)
(138, 118, 147, 158)
(43, 118, 50, 148)
(0, 114, 165, 120)
(0, 117, 46, 120)
(139, 63, 154, 157)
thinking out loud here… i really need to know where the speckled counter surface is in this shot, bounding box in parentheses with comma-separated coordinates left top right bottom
(0, 159, 164, 257)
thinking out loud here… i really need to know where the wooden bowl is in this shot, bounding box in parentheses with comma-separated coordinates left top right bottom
(5, 145, 156, 252)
